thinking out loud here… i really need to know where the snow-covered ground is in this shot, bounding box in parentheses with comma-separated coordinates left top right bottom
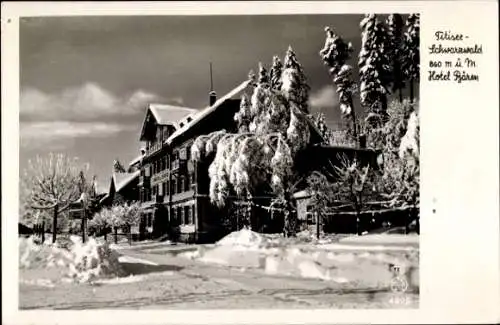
(179, 229, 419, 290)
(19, 230, 419, 309)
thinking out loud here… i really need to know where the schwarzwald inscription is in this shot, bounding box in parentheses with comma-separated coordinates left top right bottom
(428, 31, 482, 84)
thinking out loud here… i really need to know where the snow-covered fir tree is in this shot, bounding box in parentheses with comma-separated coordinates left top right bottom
(358, 14, 392, 127)
(113, 159, 126, 173)
(281, 46, 310, 114)
(403, 13, 420, 103)
(319, 26, 359, 145)
(386, 14, 405, 102)
(191, 48, 312, 236)
(314, 112, 331, 143)
(269, 55, 283, 90)
(234, 93, 252, 132)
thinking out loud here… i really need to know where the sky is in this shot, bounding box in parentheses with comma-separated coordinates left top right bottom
(19, 14, 414, 193)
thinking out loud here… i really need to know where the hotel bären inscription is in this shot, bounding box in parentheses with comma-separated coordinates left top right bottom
(428, 30, 482, 84)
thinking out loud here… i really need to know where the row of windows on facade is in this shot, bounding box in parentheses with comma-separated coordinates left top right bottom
(142, 148, 191, 177)
(148, 119, 193, 149)
(143, 204, 195, 227)
(140, 173, 195, 202)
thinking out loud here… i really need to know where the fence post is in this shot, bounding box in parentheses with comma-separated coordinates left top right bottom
(316, 212, 320, 240)
(41, 221, 45, 243)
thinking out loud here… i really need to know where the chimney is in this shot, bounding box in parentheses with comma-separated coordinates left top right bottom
(209, 91, 217, 106)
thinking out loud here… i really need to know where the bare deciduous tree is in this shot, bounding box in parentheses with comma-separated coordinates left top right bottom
(20, 153, 92, 243)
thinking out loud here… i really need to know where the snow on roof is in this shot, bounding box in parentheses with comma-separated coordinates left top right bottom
(99, 193, 110, 204)
(113, 170, 140, 193)
(149, 104, 198, 126)
(128, 154, 143, 167)
(165, 80, 252, 146)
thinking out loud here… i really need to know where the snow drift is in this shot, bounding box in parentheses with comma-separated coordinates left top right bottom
(19, 236, 126, 283)
(182, 229, 419, 290)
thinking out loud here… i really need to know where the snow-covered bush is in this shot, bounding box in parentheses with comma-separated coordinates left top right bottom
(67, 237, 126, 283)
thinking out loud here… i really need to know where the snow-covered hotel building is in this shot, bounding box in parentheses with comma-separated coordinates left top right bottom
(130, 82, 379, 243)
(134, 82, 254, 242)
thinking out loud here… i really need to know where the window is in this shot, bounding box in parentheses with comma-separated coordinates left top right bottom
(152, 185, 157, 196)
(185, 175, 190, 191)
(158, 183, 163, 196)
(147, 214, 152, 228)
(179, 176, 185, 193)
(172, 179, 177, 194)
(172, 209, 177, 224)
(165, 180, 170, 195)
(187, 205, 194, 224)
(189, 172, 195, 187)
(184, 206, 190, 224)
(178, 207, 183, 224)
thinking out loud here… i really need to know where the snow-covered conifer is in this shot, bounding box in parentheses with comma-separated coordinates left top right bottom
(191, 47, 315, 236)
(358, 14, 392, 127)
(387, 14, 405, 102)
(320, 27, 358, 144)
(403, 13, 420, 103)
(269, 56, 283, 90)
(113, 159, 126, 173)
(234, 94, 252, 132)
(282, 46, 310, 114)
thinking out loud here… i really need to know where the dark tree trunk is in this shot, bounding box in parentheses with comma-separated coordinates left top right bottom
(410, 79, 414, 103)
(52, 204, 58, 243)
(405, 212, 410, 234)
(128, 225, 132, 246)
(41, 221, 45, 243)
(282, 191, 297, 238)
(104, 228, 107, 241)
(316, 212, 320, 240)
(81, 209, 87, 243)
(348, 97, 359, 148)
(416, 211, 420, 235)
(399, 88, 403, 103)
(114, 227, 118, 244)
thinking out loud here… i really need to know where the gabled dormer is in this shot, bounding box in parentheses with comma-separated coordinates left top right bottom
(139, 104, 198, 154)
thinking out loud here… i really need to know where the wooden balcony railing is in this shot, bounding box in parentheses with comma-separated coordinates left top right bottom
(151, 169, 169, 185)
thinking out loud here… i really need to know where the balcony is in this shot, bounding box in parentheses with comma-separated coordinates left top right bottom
(172, 189, 195, 203)
(147, 142, 163, 156)
(151, 169, 169, 185)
